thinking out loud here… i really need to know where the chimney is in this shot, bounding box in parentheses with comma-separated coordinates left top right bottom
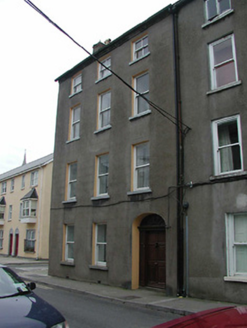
(93, 41, 105, 54)
(104, 39, 111, 45)
(22, 149, 27, 166)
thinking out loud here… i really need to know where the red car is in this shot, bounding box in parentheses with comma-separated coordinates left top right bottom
(152, 306, 247, 328)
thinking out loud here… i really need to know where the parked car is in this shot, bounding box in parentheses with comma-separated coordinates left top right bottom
(152, 306, 247, 328)
(0, 264, 69, 328)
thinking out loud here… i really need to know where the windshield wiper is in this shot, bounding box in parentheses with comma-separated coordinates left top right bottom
(0, 287, 30, 299)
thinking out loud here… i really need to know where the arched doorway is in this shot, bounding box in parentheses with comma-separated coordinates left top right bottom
(8, 229, 13, 256)
(139, 214, 166, 289)
(14, 228, 19, 257)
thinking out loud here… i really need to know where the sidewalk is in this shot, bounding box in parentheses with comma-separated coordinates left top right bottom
(0, 256, 243, 316)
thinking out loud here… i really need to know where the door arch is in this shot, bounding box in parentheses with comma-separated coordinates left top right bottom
(139, 214, 166, 289)
(8, 229, 13, 256)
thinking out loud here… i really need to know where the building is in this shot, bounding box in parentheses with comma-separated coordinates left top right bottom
(0, 153, 53, 259)
(49, 0, 247, 303)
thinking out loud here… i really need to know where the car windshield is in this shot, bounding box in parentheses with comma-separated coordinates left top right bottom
(0, 267, 29, 298)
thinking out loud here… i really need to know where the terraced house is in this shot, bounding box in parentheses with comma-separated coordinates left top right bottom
(0, 154, 53, 259)
(49, 0, 247, 303)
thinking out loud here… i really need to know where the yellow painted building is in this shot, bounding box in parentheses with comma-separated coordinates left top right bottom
(0, 154, 53, 259)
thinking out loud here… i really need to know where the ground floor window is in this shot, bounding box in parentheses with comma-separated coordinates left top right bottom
(65, 225, 74, 262)
(0, 230, 3, 249)
(95, 224, 107, 267)
(226, 213, 247, 277)
(24, 229, 35, 252)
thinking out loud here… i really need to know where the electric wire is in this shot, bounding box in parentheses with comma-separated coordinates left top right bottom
(24, 0, 191, 135)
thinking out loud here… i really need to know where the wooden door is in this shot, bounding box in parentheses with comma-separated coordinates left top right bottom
(14, 234, 19, 256)
(9, 234, 13, 255)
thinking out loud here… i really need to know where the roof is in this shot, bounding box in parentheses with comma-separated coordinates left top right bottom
(21, 188, 38, 200)
(0, 153, 53, 182)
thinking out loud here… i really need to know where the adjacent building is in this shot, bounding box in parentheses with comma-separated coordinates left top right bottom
(49, 0, 247, 303)
(0, 153, 53, 259)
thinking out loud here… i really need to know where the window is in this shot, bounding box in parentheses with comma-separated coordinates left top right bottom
(70, 105, 80, 140)
(21, 175, 25, 189)
(98, 91, 111, 129)
(98, 57, 111, 80)
(0, 230, 3, 249)
(10, 179, 14, 192)
(8, 205, 12, 221)
(1, 182, 6, 194)
(95, 224, 107, 266)
(65, 225, 74, 262)
(226, 213, 247, 278)
(71, 73, 82, 95)
(212, 115, 243, 176)
(67, 162, 77, 200)
(134, 142, 150, 190)
(97, 154, 109, 196)
(209, 35, 239, 90)
(30, 171, 38, 186)
(133, 35, 149, 61)
(24, 230, 35, 252)
(134, 72, 149, 115)
(205, 0, 231, 21)
(22, 200, 37, 217)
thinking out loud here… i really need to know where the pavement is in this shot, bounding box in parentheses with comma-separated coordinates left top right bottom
(0, 256, 244, 317)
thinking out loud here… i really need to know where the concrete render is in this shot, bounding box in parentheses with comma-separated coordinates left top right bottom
(0, 256, 244, 317)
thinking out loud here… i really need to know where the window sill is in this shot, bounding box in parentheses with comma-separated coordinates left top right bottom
(207, 81, 242, 95)
(62, 199, 77, 205)
(224, 276, 247, 283)
(210, 171, 247, 181)
(129, 110, 151, 121)
(61, 261, 75, 267)
(69, 90, 82, 98)
(127, 189, 152, 196)
(91, 195, 110, 201)
(66, 137, 80, 144)
(95, 73, 112, 84)
(202, 9, 234, 29)
(129, 52, 150, 66)
(94, 125, 112, 134)
(89, 265, 108, 271)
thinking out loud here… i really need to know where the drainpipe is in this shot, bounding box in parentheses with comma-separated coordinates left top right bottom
(36, 167, 44, 260)
(171, 7, 185, 296)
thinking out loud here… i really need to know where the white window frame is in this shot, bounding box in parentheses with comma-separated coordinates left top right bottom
(134, 142, 150, 191)
(30, 171, 38, 187)
(21, 175, 25, 189)
(71, 73, 82, 95)
(10, 179, 14, 192)
(8, 205, 12, 221)
(0, 230, 3, 249)
(65, 225, 74, 262)
(70, 105, 80, 140)
(133, 35, 149, 61)
(1, 182, 6, 194)
(67, 162, 77, 200)
(25, 229, 35, 252)
(22, 199, 37, 217)
(226, 213, 247, 279)
(98, 57, 111, 80)
(209, 34, 239, 91)
(98, 91, 111, 129)
(95, 224, 107, 267)
(205, 0, 231, 21)
(134, 72, 149, 116)
(212, 115, 243, 176)
(97, 154, 109, 196)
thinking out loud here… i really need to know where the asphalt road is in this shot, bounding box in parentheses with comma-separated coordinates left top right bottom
(35, 284, 180, 328)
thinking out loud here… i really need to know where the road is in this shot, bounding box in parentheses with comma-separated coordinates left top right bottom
(35, 284, 180, 328)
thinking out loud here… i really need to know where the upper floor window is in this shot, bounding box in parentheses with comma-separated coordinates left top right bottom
(133, 142, 150, 191)
(226, 213, 247, 278)
(97, 154, 109, 196)
(98, 91, 111, 129)
(65, 225, 74, 262)
(21, 175, 25, 189)
(205, 0, 231, 21)
(71, 73, 82, 95)
(1, 182, 6, 194)
(30, 171, 38, 187)
(8, 205, 12, 221)
(134, 72, 149, 116)
(98, 57, 111, 80)
(209, 34, 239, 90)
(10, 179, 14, 192)
(70, 105, 80, 140)
(133, 35, 149, 61)
(67, 162, 77, 200)
(212, 115, 243, 176)
(22, 199, 37, 217)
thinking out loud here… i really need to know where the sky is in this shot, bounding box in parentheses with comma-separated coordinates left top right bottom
(0, 0, 175, 174)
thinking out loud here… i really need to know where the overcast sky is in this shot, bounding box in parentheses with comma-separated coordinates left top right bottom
(0, 0, 175, 174)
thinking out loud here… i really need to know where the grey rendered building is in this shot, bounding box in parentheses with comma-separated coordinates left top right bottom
(49, 0, 247, 303)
